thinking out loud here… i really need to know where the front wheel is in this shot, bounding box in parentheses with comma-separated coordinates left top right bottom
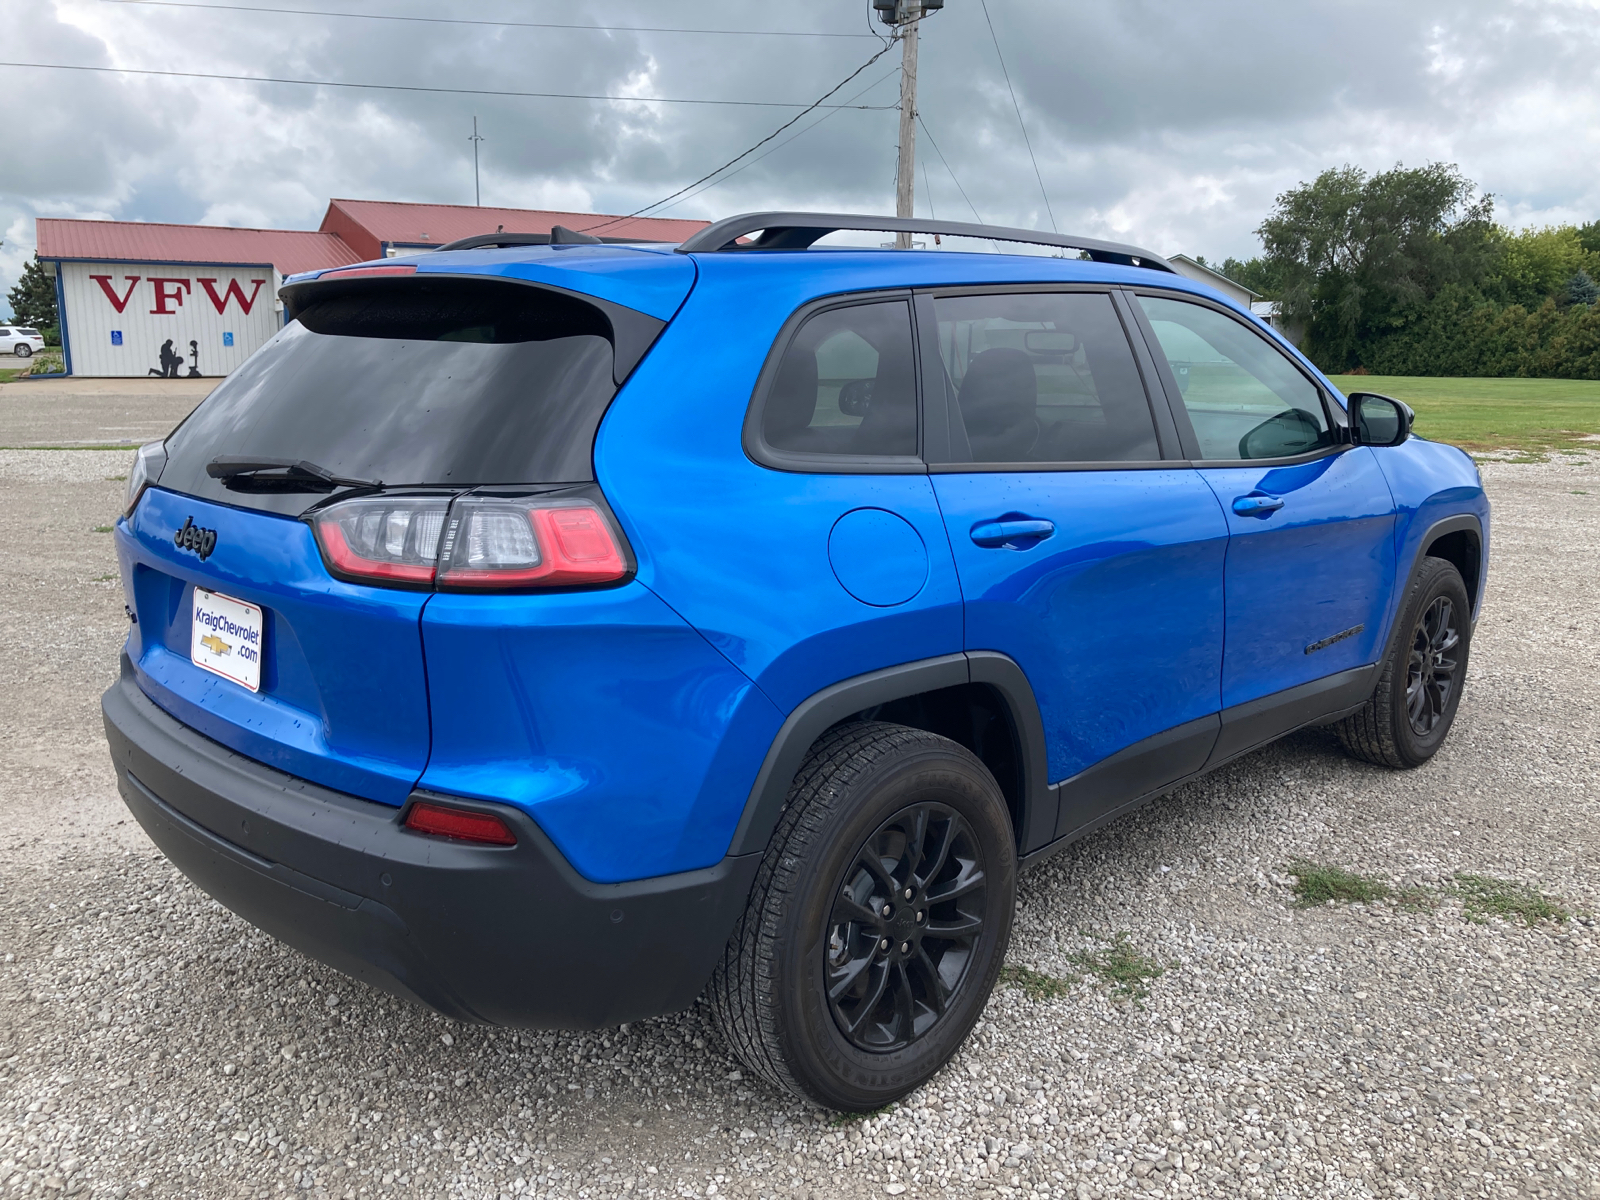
(1336, 556, 1472, 768)
(708, 722, 1016, 1111)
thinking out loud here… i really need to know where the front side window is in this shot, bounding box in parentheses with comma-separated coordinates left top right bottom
(931, 291, 1159, 464)
(761, 301, 917, 458)
(1136, 295, 1333, 461)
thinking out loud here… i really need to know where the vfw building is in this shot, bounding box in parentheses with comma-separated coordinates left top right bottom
(35, 202, 709, 378)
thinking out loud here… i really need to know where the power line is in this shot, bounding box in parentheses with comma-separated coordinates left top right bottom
(0, 60, 898, 110)
(649, 65, 902, 217)
(979, 0, 1055, 232)
(916, 113, 983, 223)
(101, 0, 879, 38)
(580, 37, 901, 232)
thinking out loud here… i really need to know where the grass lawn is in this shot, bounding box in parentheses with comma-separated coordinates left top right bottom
(1327, 375, 1600, 457)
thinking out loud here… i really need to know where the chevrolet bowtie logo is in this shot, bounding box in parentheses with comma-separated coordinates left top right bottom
(200, 633, 232, 656)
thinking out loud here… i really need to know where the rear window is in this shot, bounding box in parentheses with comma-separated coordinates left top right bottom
(18, 328, 39, 337)
(160, 278, 626, 514)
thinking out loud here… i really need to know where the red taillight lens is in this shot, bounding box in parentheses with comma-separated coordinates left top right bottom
(436, 499, 628, 589)
(309, 495, 628, 591)
(309, 497, 450, 586)
(403, 800, 517, 846)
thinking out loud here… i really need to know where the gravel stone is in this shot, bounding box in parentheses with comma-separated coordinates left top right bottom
(1, 448, 1597, 1199)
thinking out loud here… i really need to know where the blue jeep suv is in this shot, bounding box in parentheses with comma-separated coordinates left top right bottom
(102, 213, 1488, 1110)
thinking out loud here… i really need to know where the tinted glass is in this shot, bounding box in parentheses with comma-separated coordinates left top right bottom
(1136, 296, 1332, 461)
(931, 291, 1158, 464)
(160, 279, 619, 515)
(761, 301, 917, 457)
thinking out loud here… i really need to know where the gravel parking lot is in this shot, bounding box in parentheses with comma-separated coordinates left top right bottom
(1, 444, 1596, 1200)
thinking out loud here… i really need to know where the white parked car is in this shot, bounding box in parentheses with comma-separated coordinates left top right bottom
(0, 325, 47, 357)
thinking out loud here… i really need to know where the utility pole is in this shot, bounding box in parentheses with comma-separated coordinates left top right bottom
(876, 0, 942, 246)
(469, 116, 484, 206)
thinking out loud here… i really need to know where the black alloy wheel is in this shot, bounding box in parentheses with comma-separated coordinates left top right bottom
(708, 721, 1015, 1111)
(826, 802, 988, 1053)
(1405, 594, 1460, 735)
(1336, 555, 1472, 769)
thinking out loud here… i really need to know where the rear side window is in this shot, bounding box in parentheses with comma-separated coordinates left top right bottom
(1136, 295, 1332, 461)
(160, 278, 626, 513)
(759, 300, 918, 459)
(932, 291, 1159, 464)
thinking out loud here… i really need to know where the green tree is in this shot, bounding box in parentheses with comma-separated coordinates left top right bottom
(1489, 225, 1596, 309)
(1568, 269, 1599, 308)
(1256, 162, 1496, 371)
(1218, 255, 1286, 298)
(6, 257, 57, 328)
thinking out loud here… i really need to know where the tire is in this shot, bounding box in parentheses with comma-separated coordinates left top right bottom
(13, 345, 29, 358)
(1336, 556, 1472, 769)
(708, 721, 1016, 1111)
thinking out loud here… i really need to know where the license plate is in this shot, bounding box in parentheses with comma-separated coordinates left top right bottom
(191, 587, 264, 692)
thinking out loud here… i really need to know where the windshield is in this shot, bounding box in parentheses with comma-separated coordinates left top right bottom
(158, 278, 622, 515)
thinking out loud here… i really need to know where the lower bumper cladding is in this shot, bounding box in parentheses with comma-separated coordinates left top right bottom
(101, 656, 758, 1028)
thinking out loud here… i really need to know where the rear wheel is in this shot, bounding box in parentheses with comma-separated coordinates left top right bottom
(708, 721, 1015, 1110)
(1336, 556, 1471, 768)
(13, 345, 29, 358)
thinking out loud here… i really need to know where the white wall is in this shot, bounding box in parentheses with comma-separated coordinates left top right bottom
(59, 261, 282, 378)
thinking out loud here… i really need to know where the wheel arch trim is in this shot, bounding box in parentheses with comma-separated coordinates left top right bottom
(1390, 513, 1485, 654)
(726, 652, 1053, 858)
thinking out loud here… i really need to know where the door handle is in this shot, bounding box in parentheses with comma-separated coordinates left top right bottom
(1232, 493, 1285, 517)
(970, 517, 1055, 549)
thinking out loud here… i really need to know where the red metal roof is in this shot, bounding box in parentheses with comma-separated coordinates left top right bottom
(321, 199, 710, 262)
(35, 218, 363, 275)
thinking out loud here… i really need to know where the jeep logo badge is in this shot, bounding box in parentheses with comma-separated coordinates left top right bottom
(174, 516, 218, 560)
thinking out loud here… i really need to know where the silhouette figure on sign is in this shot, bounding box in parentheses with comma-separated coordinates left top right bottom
(146, 339, 204, 378)
(148, 339, 181, 377)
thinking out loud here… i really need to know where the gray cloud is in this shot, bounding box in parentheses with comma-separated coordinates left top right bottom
(4, 0, 1598, 306)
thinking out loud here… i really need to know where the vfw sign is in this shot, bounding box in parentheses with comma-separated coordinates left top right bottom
(60, 261, 281, 378)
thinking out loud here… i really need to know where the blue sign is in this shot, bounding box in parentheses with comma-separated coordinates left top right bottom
(110, 330, 123, 346)
(223, 332, 235, 347)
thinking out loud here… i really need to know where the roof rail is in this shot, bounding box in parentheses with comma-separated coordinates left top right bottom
(676, 211, 1176, 272)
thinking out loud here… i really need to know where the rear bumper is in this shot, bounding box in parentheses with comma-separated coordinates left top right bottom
(102, 656, 759, 1028)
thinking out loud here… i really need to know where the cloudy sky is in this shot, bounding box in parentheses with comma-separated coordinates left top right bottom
(4, 0, 1600, 303)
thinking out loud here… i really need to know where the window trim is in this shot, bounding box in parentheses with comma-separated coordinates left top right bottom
(1123, 287, 1351, 469)
(741, 288, 927, 475)
(916, 283, 1182, 473)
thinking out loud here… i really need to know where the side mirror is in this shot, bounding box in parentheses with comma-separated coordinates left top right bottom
(838, 378, 874, 417)
(1348, 392, 1413, 447)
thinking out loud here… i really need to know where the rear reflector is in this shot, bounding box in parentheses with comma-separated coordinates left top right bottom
(403, 801, 517, 846)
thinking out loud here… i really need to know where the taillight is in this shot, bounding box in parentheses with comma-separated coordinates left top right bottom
(307, 494, 629, 591)
(309, 497, 450, 586)
(124, 440, 167, 517)
(436, 498, 628, 589)
(403, 800, 517, 846)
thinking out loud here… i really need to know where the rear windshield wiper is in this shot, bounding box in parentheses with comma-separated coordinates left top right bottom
(207, 456, 383, 493)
